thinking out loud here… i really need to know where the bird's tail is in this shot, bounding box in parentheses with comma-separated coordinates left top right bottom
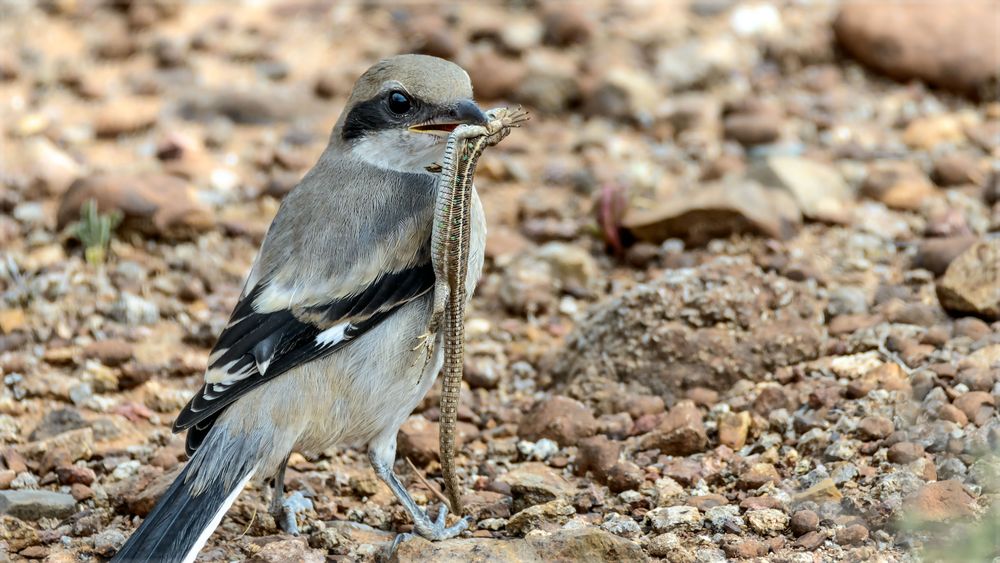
(112, 451, 256, 563)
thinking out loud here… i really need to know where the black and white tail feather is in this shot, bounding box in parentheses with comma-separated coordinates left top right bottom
(111, 451, 256, 563)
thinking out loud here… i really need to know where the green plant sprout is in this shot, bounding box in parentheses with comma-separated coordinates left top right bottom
(72, 199, 122, 265)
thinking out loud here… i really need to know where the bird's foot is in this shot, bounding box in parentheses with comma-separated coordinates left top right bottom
(412, 503, 469, 541)
(275, 491, 313, 536)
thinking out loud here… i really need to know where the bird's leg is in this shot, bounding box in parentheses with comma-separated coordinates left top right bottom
(269, 454, 313, 536)
(367, 439, 468, 541)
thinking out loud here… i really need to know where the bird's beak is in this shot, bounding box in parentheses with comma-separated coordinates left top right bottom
(409, 99, 488, 137)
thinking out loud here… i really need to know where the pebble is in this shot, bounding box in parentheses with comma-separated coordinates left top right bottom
(56, 173, 214, 240)
(861, 161, 937, 211)
(506, 498, 575, 535)
(857, 415, 894, 441)
(93, 529, 127, 557)
(641, 400, 708, 455)
(936, 239, 1000, 321)
(0, 490, 76, 520)
(574, 435, 621, 480)
(887, 442, 925, 464)
(499, 463, 573, 513)
(737, 463, 781, 490)
(836, 523, 869, 545)
(718, 410, 752, 449)
(789, 509, 820, 536)
(834, 0, 1000, 98)
(953, 391, 995, 426)
(904, 480, 976, 522)
(746, 508, 789, 535)
(646, 505, 702, 532)
(749, 156, 853, 223)
(249, 537, 324, 563)
(518, 395, 597, 446)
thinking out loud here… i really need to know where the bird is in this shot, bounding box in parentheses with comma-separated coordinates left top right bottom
(112, 54, 488, 563)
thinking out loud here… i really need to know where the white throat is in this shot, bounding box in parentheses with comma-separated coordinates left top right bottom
(350, 129, 444, 173)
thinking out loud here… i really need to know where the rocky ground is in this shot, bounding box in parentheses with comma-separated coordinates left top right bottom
(1, 0, 999, 561)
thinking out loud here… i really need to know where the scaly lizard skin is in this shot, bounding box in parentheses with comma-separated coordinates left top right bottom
(428, 106, 528, 514)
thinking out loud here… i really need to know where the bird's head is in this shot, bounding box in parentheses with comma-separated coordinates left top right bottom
(337, 54, 487, 173)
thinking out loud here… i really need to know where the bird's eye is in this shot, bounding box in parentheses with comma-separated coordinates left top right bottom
(387, 91, 412, 115)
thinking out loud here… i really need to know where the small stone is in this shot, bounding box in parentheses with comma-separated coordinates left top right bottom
(936, 239, 1000, 320)
(790, 510, 819, 536)
(887, 442, 925, 464)
(902, 116, 967, 150)
(914, 236, 978, 277)
(746, 508, 789, 535)
(93, 529, 127, 557)
(646, 505, 702, 532)
(499, 463, 574, 513)
(794, 530, 826, 549)
(57, 173, 214, 240)
(83, 339, 134, 367)
(600, 512, 642, 539)
(574, 435, 621, 480)
(605, 461, 644, 493)
(834, 0, 1000, 98)
(737, 463, 781, 490)
(857, 415, 894, 441)
(506, 498, 575, 535)
(836, 523, 869, 545)
(861, 161, 937, 211)
(938, 404, 969, 426)
(933, 153, 986, 187)
(70, 483, 93, 501)
(953, 391, 996, 426)
(718, 411, 752, 449)
(462, 491, 512, 521)
(723, 111, 782, 145)
(94, 98, 160, 137)
(56, 465, 96, 486)
(0, 490, 77, 520)
(623, 178, 801, 245)
(904, 480, 976, 522)
(249, 537, 324, 563)
(724, 538, 769, 559)
(641, 400, 708, 455)
(542, 6, 595, 46)
(749, 156, 853, 223)
(518, 395, 597, 446)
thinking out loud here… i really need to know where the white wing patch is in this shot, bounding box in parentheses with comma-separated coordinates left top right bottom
(316, 322, 350, 347)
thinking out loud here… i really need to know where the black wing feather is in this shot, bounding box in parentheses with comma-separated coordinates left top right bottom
(174, 261, 434, 454)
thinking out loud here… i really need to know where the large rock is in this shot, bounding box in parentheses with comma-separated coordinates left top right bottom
(551, 257, 824, 401)
(834, 0, 1000, 99)
(936, 239, 1000, 321)
(56, 173, 214, 240)
(393, 527, 646, 562)
(623, 179, 801, 246)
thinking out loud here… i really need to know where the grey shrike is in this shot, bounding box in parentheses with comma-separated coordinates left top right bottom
(113, 54, 488, 562)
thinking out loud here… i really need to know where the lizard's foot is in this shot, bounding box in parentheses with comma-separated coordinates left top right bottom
(275, 491, 313, 536)
(413, 503, 469, 541)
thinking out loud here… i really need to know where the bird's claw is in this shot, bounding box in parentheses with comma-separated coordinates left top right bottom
(413, 503, 469, 541)
(277, 491, 313, 536)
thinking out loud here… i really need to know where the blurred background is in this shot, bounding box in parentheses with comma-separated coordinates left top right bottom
(0, 0, 998, 561)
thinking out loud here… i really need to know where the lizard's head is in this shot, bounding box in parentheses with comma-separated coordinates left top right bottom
(338, 54, 488, 173)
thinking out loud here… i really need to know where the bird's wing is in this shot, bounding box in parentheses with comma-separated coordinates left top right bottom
(174, 263, 433, 451)
(173, 163, 437, 454)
